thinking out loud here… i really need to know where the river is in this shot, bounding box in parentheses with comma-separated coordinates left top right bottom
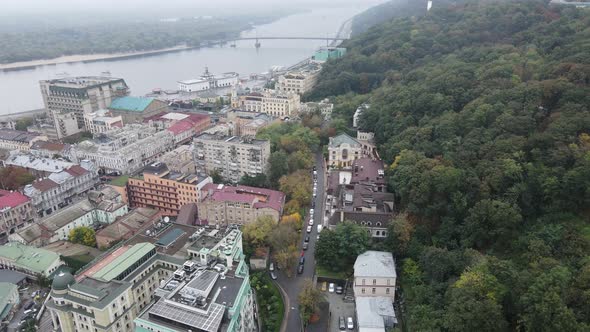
(0, 4, 374, 115)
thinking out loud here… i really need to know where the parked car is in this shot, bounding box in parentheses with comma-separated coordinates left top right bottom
(298, 264, 304, 274)
(343, 295, 355, 302)
(313, 166, 316, 171)
(306, 225, 312, 233)
(347, 317, 354, 330)
(317, 224, 323, 233)
(311, 201, 315, 208)
(308, 219, 314, 226)
(329, 283, 335, 293)
(24, 302, 34, 310)
(270, 272, 278, 280)
(339, 316, 346, 330)
(336, 286, 344, 294)
(299, 257, 305, 265)
(269, 262, 275, 271)
(302, 242, 309, 250)
(310, 208, 314, 215)
(305, 236, 310, 242)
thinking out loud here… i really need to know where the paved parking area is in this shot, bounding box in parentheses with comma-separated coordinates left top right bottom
(324, 290, 356, 332)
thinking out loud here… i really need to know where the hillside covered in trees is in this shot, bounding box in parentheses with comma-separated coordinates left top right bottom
(310, 0, 590, 330)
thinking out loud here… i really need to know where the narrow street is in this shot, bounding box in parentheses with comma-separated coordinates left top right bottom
(276, 152, 326, 332)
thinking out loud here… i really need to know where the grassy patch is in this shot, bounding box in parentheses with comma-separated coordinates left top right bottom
(251, 272, 284, 332)
(316, 265, 349, 280)
(109, 175, 129, 187)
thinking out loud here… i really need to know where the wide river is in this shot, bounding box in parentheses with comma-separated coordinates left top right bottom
(0, 4, 375, 114)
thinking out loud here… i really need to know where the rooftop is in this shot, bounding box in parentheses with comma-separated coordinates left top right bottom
(356, 296, 397, 329)
(4, 153, 73, 173)
(95, 207, 161, 242)
(0, 270, 27, 284)
(41, 76, 124, 88)
(109, 96, 155, 112)
(91, 243, 155, 281)
(168, 120, 194, 135)
(126, 223, 208, 257)
(194, 133, 268, 146)
(108, 175, 129, 187)
(201, 184, 285, 213)
(329, 133, 361, 148)
(36, 199, 95, 232)
(0, 242, 61, 274)
(0, 129, 40, 143)
(354, 251, 396, 278)
(0, 190, 30, 209)
(30, 141, 69, 152)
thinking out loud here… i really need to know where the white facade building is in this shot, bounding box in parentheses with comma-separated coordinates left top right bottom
(276, 69, 319, 95)
(353, 251, 397, 300)
(178, 68, 239, 92)
(83, 110, 124, 134)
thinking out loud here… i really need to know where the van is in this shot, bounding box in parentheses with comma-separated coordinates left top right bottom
(317, 225, 323, 233)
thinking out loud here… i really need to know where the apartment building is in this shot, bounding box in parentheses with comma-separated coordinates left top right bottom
(159, 145, 196, 174)
(83, 110, 124, 134)
(0, 129, 48, 152)
(197, 183, 285, 225)
(48, 225, 256, 332)
(108, 96, 168, 123)
(327, 158, 394, 238)
(30, 141, 70, 158)
(144, 112, 211, 134)
(128, 162, 212, 216)
(193, 134, 270, 183)
(68, 124, 175, 174)
(95, 208, 161, 249)
(3, 152, 76, 177)
(0, 242, 63, 277)
(232, 89, 300, 118)
(11, 187, 127, 246)
(300, 99, 334, 120)
(23, 162, 99, 217)
(276, 69, 319, 95)
(226, 110, 274, 136)
(0, 190, 35, 244)
(39, 76, 129, 139)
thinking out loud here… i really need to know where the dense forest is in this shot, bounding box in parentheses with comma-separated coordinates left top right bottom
(0, 13, 286, 64)
(310, 0, 590, 330)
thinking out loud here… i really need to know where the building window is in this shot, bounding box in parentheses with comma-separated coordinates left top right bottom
(361, 288, 365, 294)
(362, 279, 365, 285)
(372, 288, 376, 294)
(386, 288, 390, 294)
(373, 279, 376, 285)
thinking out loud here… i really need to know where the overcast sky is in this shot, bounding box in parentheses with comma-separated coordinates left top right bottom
(1, 0, 385, 15)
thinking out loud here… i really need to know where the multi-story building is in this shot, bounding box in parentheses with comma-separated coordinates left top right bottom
(353, 251, 397, 299)
(11, 187, 128, 246)
(232, 89, 300, 119)
(327, 158, 393, 238)
(30, 141, 70, 158)
(328, 133, 363, 168)
(353, 251, 398, 332)
(159, 145, 196, 174)
(193, 134, 270, 183)
(3, 152, 76, 177)
(27, 122, 59, 142)
(0, 119, 16, 130)
(128, 162, 212, 216)
(83, 110, 124, 134)
(178, 69, 239, 92)
(48, 225, 256, 332)
(144, 112, 211, 134)
(0, 282, 20, 320)
(226, 110, 274, 137)
(0, 129, 48, 152)
(108, 96, 168, 124)
(276, 69, 319, 95)
(39, 76, 129, 139)
(68, 124, 175, 174)
(0, 242, 63, 277)
(311, 47, 347, 63)
(0, 190, 35, 244)
(95, 207, 161, 249)
(197, 183, 285, 225)
(300, 99, 334, 120)
(23, 162, 99, 217)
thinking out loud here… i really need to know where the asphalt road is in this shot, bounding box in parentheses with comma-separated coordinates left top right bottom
(275, 152, 326, 332)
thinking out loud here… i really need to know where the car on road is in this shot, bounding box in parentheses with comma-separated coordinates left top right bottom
(302, 242, 308, 250)
(313, 165, 316, 171)
(299, 257, 305, 265)
(347, 317, 354, 330)
(269, 262, 274, 271)
(270, 272, 277, 280)
(310, 208, 314, 215)
(339, 316, 346, 330)
(308, 219, 314, 226)
(336, 286, 344, 294)
(304, 236, 310, 242)
(24, 302, 34, 310)
(343, 295, 355, 303)
(297, 264, 304, 274)
(306, 225, 312, 233)
(300, 250, 305, 257)
(311, 201, 315, 208)
(329, 283, 335, 293)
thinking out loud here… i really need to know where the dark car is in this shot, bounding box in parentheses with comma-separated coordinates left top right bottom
(311, 201, 315, 208)
(24, 302, 34, 310)
(297, 264, 304, 274)
(302, 242, 309, 250)
(304, 236, 310, 243)
(299, 256, 305, 265)
(313, 166, 317, 171)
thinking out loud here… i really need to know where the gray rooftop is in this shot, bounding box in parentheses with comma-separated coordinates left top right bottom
(0, 129, 40, 143)
(354, 251, 396, 278)
(329, 133, 360, 148)
(356, 296, 397, 329)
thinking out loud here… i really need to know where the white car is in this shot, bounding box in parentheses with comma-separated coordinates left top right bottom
(308, 219, 314, 226)
(329, 283, 335, 293)
(310, 208, 314, 216)
(347, 317, 354, 330)
(306, 225, 312, 233)
(317, 224, 323, 233)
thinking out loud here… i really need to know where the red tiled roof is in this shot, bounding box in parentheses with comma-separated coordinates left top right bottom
(211, 191, 255, 204)
(32, 141, 67, 152)
(65, 165, 88, 177)
(185, 113, 210, 124)
(142, 112, 169, 123)
(167, 120, 194, 135)
(0, 190, 30, 208)
(32, 178, 58, 192)
(204, 184, 285, 212)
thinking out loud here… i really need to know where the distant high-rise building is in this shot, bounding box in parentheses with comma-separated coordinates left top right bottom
(39, 76, 129, 139)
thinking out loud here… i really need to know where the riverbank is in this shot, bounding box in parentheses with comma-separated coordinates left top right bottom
(0, 45, 195, 71)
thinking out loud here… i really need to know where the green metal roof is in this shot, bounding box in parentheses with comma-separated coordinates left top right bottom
(0, 242, 60, 274)
(109, 96, 154, 112)
(92, 243, 155, 281)
(330, 133, 361, 148)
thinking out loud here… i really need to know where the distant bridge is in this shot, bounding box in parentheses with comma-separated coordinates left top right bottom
(229, 36, 348, 41)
